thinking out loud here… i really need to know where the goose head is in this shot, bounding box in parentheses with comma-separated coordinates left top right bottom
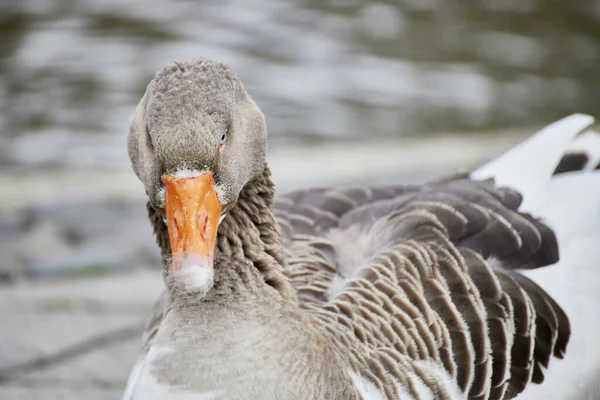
(128, 58, 268, 295)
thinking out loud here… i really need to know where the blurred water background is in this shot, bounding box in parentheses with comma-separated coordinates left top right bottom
(1, 2, 600, 398)
(1, 0, 599, 169)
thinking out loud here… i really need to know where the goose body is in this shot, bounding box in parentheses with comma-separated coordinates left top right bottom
(122, 59, 600, 400)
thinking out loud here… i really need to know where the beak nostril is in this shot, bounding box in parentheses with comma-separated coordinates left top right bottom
(199, 214, 209, 240)
(198, 214, 208, 227)
(170, 216, 180, 244)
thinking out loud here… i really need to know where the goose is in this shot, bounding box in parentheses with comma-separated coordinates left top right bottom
(122, 58, 600, 400)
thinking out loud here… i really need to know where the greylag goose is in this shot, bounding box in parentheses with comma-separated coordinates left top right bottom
(122, 58, 600, 400)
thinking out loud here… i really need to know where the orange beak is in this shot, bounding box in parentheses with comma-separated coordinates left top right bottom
(162, 172, 222, 272)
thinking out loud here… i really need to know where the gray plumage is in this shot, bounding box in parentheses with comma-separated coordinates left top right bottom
(274, 178, 567, 399)
(123, 58, 571, 400)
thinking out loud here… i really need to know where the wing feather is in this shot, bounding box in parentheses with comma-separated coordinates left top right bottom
(279, 177, 568, 399)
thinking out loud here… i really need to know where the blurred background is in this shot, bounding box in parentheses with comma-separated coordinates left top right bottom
(0, 0, 598, 398)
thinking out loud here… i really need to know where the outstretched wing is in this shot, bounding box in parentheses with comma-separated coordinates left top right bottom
(273, 177, 568, 399)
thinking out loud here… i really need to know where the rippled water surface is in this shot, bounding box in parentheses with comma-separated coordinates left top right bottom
(1, 0, 599, 168)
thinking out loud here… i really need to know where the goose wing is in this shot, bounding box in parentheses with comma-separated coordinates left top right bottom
(274, 177, 567, 399)
(273, 114, 597, 399)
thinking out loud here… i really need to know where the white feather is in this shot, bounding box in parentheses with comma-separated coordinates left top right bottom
(122, 352, 147, 400)
(471, 113, 594, 213)
(171, 254, 214, 295)
(173, 169, 206, 178)
(123, 346, 223, 400)
(472, 114, 600, 399)
(349, 362, 465, 400)
(565, 129, 600, 170)
(413, 360, 466, 400)
(519, 166, 600, 399)
(350, 371, 387, 400)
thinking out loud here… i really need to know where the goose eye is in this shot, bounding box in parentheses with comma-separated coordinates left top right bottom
(219, 127, 230, 150)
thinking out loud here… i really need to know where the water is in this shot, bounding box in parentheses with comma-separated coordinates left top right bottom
(1, 0, 599, 168)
